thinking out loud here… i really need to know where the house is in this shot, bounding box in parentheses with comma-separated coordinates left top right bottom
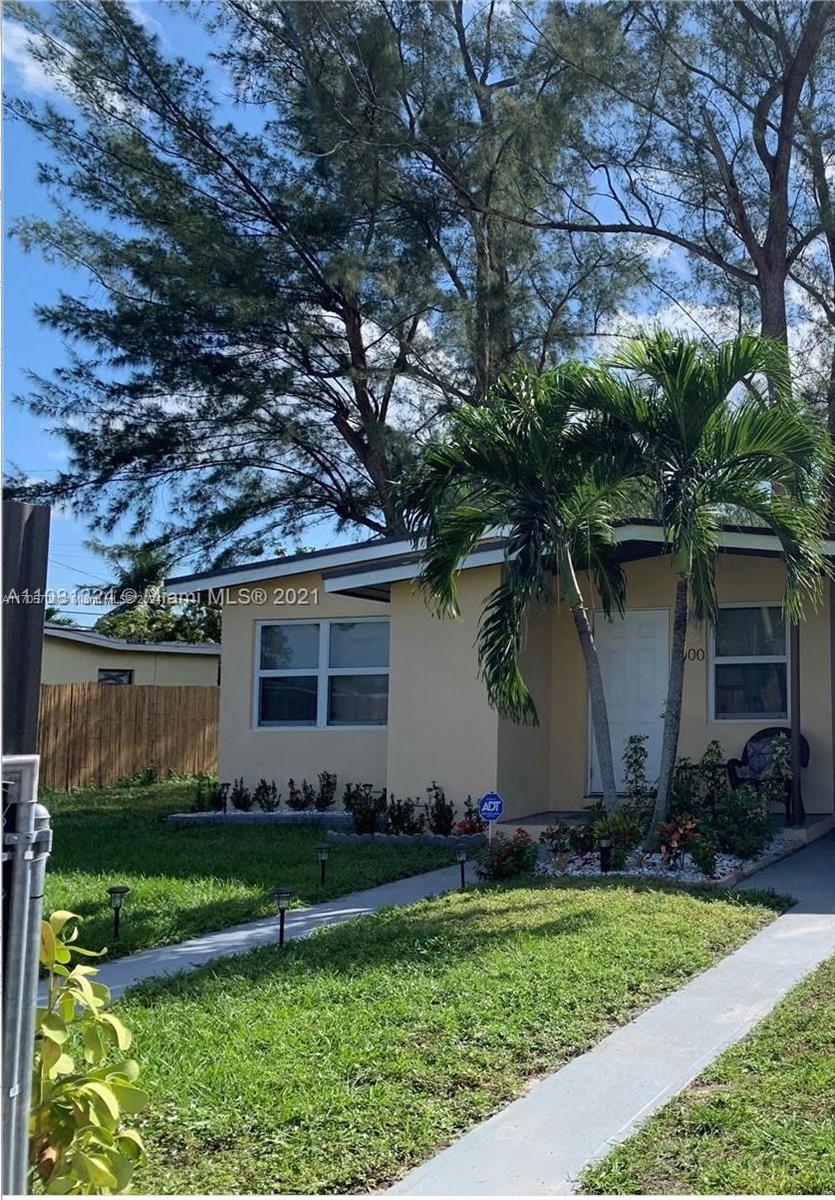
(165, 521, 835, 823)
(42, 624, 220, 686)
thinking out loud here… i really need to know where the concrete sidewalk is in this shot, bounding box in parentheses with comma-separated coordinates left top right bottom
(390, 833, 835, 1196)
(72, 862, 476, 1002)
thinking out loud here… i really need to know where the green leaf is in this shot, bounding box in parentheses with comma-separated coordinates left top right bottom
(109, 1082, 148, 1114)
(49, 911, 81, 937)
(40, 1013, 69, 1045)
(82, 1024, 105, 1065)
(82, 1081, 120, 1123)
(40, 921, 58, 968)
(97, 1012, 132, 1051)
(115, 1129, 145, 1161)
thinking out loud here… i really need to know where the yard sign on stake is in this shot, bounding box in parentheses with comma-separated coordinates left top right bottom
(478, 791, 504, 843)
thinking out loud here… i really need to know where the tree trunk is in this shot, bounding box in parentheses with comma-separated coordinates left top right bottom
(560, 550, 618, 812)
(647, 573, 689, 842)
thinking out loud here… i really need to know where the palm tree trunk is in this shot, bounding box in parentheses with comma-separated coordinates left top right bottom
(647, 573, 689, 841)
(560, 550, 618, 812)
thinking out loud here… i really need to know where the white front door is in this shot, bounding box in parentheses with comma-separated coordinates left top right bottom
(589, 609, 669, 794)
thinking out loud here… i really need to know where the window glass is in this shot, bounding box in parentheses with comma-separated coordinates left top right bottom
(328, 621, 389, 669)
(260, 623, 319, 670)
(714, 662, 787, 720)
(98, 669, 133, 685)
(328, 674, 389, 725)
(259, 676, 318, 725)
(715, 606, 785, 658)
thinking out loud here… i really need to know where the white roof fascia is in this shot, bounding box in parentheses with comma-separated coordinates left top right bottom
(322, 545, 507, 593)
(44, 626, 219, 655)
(165, 537, 413, 596)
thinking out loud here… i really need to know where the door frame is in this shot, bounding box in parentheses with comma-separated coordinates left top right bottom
(587, 607, 670, 795)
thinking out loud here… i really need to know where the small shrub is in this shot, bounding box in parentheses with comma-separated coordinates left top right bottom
(386, 795, 426, 835)
(594, 808, 644, 864)
(452, 795, 487, 836)
(315, 771, 338, 811)
(623, 733, 655, 816)
(32, 912, 147, 1193)
(539, 822, 573, 855)
(230, 777, 252, 812)
(253, 778, 280, 812)
(191, 774, 222, 812)
(709, 783, 771, 859)
(425, 781, 455, 835)
(761, 735, 792, 812)
(286, 779, 310, 811)
(343, 782, 387, 834)
(657, 813, 699, 868)
(301, 779, 317, 809)
(700, 739, 730, 815)
(567, 820, 597, 854)
(690, 835, 719, 878)
(476, 828, 537, 880)
(669, 755, 700, 817)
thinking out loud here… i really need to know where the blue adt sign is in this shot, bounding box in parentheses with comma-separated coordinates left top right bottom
(478, 792, 504, 822)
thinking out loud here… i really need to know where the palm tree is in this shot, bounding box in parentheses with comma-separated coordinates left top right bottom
(589, 331, 832, 836)
(402, 365, 641, 813)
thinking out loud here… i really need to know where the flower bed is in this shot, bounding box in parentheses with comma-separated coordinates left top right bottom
(535, 833, 796, 885)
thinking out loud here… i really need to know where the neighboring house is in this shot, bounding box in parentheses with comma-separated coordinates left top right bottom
(166, 521, 835, 822)
(42, 624, 220, 686)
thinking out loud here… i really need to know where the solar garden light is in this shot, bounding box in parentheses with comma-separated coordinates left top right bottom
(106, 885, 130, 940)
(314, 842, 330, 887)
(599, 838, 613, 874)
(455, 843, 468, 891)
(273, 886, 293, 946)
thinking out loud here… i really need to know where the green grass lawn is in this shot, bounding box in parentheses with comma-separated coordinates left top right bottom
(118, 878, 787, 1195)
(581, 954, 835, 1196)
(43, 781, 452, 958)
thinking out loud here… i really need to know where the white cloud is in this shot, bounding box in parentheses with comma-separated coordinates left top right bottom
(2, 21, 60, 97)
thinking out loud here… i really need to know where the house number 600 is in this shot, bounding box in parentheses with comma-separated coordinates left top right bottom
(683, 647, 705, 662)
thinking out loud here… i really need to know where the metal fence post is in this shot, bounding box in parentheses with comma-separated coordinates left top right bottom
(2, 755, 52, 1197)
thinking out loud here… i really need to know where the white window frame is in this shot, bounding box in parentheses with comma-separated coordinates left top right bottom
(253, 617, 389, 730)
(708, 602, 790, 723)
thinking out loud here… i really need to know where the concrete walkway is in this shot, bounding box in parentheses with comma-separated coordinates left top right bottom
(87, 862, 476, 1002)
(391, 833, 835, 1196)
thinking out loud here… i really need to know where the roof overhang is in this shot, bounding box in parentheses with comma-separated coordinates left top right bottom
(44, 625, 220, 655)
(165, 521, 835, 603)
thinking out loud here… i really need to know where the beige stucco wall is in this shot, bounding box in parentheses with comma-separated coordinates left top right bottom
(42, 637, 219, 686)
(219, 570, 389, 793)
(386, 568, 502, 806)
(548, 555, 834, 815)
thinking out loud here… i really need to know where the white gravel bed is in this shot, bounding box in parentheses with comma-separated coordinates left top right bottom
(535, 833, 796, 883)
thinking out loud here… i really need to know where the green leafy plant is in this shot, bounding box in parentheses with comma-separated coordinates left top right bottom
(452, 796, 487, 836)
(475, 829, 538, 881)
(343, 783, 387, 834)
(315, 771, 338, 812)
(425, 782, 455, 836)
(285, 779, 311, 812)
(252, 778, 280, 813)
(229, 777, 252, 812)
(709, 783, 772, 859)
(32, 912, 147, 1193)
(113, 767, 158, 789)
(385, 796, 426, 836)
(689, 835, 719, 878)
(301, 780, 317, 809)
(761, 736, 793, 813)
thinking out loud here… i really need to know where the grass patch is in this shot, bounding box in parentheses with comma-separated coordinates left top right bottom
(119, 877, 785, 1195)
(43, 781, 452, 958)
(582, 953, 835, 1195)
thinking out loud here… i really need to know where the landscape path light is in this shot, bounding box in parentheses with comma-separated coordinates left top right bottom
(455, 843, 468, 891)
(314, 842, 330, 887)
(273, 886, 293, 946)
(106, 885, 130, 940)
(599, 838, 613, 874)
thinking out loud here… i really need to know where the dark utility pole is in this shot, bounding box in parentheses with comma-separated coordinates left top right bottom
(3, 501, 50, 753)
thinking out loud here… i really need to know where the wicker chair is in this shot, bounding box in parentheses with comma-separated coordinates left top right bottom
(726, 727, 808, 821)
